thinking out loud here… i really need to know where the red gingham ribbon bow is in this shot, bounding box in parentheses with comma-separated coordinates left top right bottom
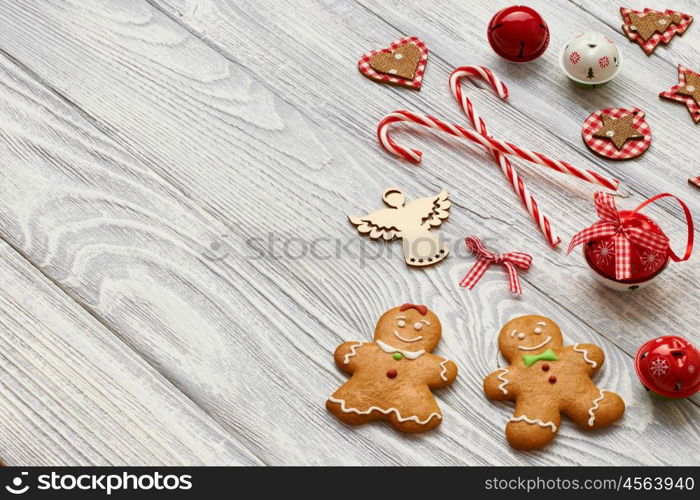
(460, 236, 532, 294)
(567, 192, 694, 280)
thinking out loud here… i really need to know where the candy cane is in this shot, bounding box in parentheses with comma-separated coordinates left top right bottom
(378, 111, 619, 190)
(449, 66, 560, 247)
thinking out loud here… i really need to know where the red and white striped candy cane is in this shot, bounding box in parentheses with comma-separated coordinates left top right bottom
(377, 110, 619, 190)
(449, 66, 559, 247)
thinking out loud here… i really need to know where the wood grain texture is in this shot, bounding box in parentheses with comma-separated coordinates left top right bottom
(144, 0, 700, 361)
(0, 241, 257, 465)
(0, 0, 696, 465)
(348, 0, 700, 397)
(147, 0, 700, 379)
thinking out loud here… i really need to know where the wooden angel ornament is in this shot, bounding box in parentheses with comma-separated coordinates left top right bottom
(348, 188, 451, 267)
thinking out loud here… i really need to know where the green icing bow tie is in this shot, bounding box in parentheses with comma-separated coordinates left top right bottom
(522, 348, 558, 367)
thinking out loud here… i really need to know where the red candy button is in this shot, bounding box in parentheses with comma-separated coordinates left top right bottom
(549, 376, 557, 384)
(386, 369, 398, 379)
(541, 363, 550, 371)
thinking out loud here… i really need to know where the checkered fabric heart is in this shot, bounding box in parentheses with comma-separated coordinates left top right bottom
(582, 107, 651, 160)
(659, 64, 700, 123)
(358, 37, 428, 90)
(621, 7, 693, 55)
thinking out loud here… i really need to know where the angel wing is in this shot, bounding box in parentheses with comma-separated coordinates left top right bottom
(348, 208, 400, 241)
(403, 189, 451, 228)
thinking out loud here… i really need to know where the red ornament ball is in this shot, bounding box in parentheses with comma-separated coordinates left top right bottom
(635, 336, 700, 399)
(584, 210, 670, 290)
(487, 5, 550, 62)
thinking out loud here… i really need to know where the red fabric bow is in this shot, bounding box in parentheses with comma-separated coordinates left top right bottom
(460, 236, 532, 294)
(567, 192, 694, 280)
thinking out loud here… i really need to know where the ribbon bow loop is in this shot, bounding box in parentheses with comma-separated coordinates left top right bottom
(568, 192, 693, 281)
(593, 190, 622, 225)
(460, 236, 532, 294)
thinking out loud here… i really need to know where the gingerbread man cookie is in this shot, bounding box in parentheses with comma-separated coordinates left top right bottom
(327, 304, 458, 432)
(484, 315, 624, 450)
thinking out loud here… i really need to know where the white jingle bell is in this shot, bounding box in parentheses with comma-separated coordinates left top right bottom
(559, 32, 623, 88)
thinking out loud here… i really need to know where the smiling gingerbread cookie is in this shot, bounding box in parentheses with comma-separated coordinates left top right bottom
(484, 315, 625, 450)
(327, 304, 458, 432)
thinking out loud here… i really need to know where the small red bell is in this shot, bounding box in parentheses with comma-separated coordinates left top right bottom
(487, 6, 550, 62)
(584, 210, 669, 290)
(568, 192, 694, 291)
(635, 336, 700, 399)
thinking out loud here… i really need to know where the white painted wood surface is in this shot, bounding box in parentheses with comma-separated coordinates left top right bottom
(0, 241, 258, 465)
(0, 0, 697, 465)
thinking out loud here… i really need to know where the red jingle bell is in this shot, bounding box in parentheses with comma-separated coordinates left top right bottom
(568, 192, 694, 291)
(487, 5, 550, 62)
(635, 336, 700, 399)
(584, 210, 669, 290)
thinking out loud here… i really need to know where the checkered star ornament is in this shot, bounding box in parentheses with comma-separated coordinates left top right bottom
(582, 108, 651, 160)
(660, 64, 700, 123)
(593, 113, 644, 150)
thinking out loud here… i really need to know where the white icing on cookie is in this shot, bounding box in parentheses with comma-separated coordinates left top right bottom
(588, 390, 606, 426)
(496, 368, 510, 394)
(412, 320, 430, 331)
(510, 329, 517, 337)
(509, 415, 557, 432)
(393, 330, 423, 343)
(439, 360, 449, 382)
(327, 397, 441, 425)
(517, 336, 552, 351)
(377, 339, 425, 359)
(343, 342, 365, 365)
(573, 343, 598, 368)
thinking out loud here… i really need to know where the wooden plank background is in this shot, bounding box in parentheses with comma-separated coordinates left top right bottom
(0, 0, 697, 465)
